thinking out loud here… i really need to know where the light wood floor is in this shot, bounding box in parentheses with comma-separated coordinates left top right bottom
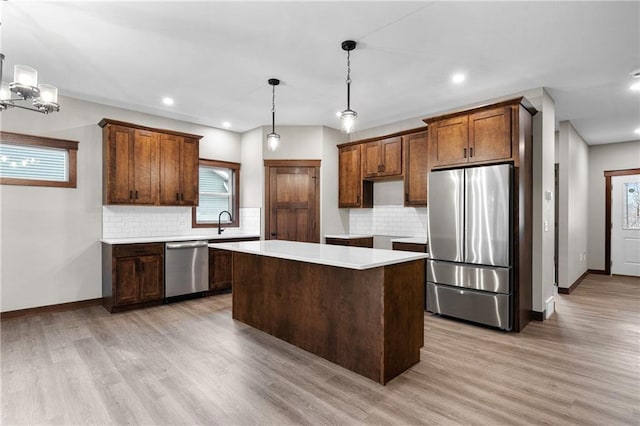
(2, 274, 639, 425)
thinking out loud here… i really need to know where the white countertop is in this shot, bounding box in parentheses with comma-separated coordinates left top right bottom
(390, 237, 428, 245)
(208, 240, 428, 270)
(324, 234, 373, 239)
(101, 233, 260, 245)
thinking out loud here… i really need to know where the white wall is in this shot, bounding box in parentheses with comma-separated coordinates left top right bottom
(0, 96, 241, 312)
(557, 121, 589, 289)
(320, 126, 349, 237)
(588, 140, 640, 270)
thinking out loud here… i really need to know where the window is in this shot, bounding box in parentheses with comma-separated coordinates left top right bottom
(192, 159, 240, 228)
(0, 131, 78, 188)
(623, 182, 640, 229)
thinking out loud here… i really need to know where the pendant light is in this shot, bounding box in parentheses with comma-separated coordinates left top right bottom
(266, 78, 280, 151)
(339, 40, 357, 133)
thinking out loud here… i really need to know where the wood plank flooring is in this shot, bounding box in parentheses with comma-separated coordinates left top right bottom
(2, 273, 638, 425)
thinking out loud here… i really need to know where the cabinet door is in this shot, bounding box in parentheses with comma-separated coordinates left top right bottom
(132, 130, 159, 204)
(107, 125, 134, 203)
(362, 141, 382, 178)
(138, 255, 164, 302)
(179, 138, 199, 206)
(209, 249, 232, 291)
(338, 145, 363, 207)
(158, 133, 183, 205)
(379, 137, 402, 176)
(430, 115, 469, 167)
(403, 132, 428, 206)
(468, 106, 512, 163)
(114, 257, 139, 305)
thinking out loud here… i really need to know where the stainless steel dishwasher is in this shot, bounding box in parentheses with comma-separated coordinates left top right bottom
(164, 240, 209, 298)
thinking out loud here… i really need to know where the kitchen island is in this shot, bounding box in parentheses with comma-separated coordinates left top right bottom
(208, 240, 428, 384)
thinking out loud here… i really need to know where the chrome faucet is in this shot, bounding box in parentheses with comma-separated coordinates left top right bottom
(218, 210, 232, 235)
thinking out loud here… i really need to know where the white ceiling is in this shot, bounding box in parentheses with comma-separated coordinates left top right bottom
(1, 1, 639, 145)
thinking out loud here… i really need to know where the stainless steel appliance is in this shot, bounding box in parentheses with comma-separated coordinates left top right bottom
(426, 164, 512, 330)
(165, 240, 209, 298)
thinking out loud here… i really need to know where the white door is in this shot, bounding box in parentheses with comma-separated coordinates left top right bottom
(611, 174, 640, 276)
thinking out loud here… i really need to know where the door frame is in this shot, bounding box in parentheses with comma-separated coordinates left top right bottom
(604, 168, 640, 275)
(264, 159, 321, 242)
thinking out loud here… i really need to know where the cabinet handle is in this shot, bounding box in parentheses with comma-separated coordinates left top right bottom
(129, 190, 133, 200)
(176, 192, 180, 201)
(463, 148, 467, 158)
(470, 147, 474, 157)
(405, 193, 409, 202)
(135, 190, 138, 199)
(357, 195, 360, 204)
(381, 164, 385, 172)
(180, 193, 184, 201)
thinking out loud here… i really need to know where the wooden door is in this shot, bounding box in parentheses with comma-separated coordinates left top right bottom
(139, 255, 164, 301)
(265, 161, 320, 243)
(468, 106, 512, 163)
(379, 137, 402, 176)
(158, 133, 183, 205)
(338, 145, 363, 207)
(107, 125, 135, 203)
(132, 130, 159, 204)
(430, 115, 468, 167)
(403, 131, 428, 206)
(362, 141, 382, 178)
(114, 257, 139, 305)
(180, 138, 199, 206)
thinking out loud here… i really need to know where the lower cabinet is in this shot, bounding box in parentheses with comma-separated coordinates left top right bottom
(102, 243, 164, 312)
(392, 242, 428, 253)
(209, 248, 232, 292)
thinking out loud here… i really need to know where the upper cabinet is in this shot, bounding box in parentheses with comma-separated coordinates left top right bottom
(338, 144, 372, 208)
(426, 104, 513, 168)
(403, 131, 428, 206)
(362, 137, 402, 178)
(100, 119, 201, 206)
(159, 134, 199, 206)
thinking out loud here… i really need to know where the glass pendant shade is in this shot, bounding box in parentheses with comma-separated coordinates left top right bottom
(340, 109, 357, 134)
(266, 132, 280, 151)
(38, 84, 58, 104)
(13, 65, 37, 87)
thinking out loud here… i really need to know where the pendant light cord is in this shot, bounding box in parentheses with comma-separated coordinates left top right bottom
(271, 83, 276, 133)
(346, 50, 351, 110)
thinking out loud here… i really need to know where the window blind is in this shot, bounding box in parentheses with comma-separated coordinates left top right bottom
(196, 166, 233, 223)
(0, 143, 68, 181)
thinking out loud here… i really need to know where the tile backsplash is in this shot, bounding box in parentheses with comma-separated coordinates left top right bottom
(102, 206, 260, 239)
(348, 205, 428, 238)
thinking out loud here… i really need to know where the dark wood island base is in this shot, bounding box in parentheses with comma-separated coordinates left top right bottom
(231, 252, 425, 384)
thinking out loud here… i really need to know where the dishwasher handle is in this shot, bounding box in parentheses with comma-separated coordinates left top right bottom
(166, 241, 209, 250)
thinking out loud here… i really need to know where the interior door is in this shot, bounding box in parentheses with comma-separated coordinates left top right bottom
(266, 161, 320, 243)
(611, 174, 640, 276)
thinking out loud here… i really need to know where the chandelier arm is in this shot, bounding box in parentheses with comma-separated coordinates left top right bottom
(3, 102, 46, 114)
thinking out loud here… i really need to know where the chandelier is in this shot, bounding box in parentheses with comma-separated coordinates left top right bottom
(0, 53, 60, 114)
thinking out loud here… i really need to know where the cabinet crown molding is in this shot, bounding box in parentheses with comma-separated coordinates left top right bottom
(99, 118, 203, 140)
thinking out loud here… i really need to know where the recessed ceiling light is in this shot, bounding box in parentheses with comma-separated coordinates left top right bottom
(452, 73, 465, 84)
(635, 128, 640, 135)
(222, 121, 231, 128)
(630, 82, 640, 91)
(162, 97, 174, 106)
(336, 111, 342, 118)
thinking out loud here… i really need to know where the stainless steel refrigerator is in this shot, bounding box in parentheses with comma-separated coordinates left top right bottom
(426, 164, 512, 330)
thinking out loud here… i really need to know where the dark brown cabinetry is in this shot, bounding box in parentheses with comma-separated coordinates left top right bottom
(392, 242, 428, 253)
(102, 243, 164, 313)
(362, 137, 402, 178)
(325, 236, 374, 248)
(103, 125, 159, 204)
(208, 236, 260, 293)
(100, 119, 201, 206)
(209, 248, 232, 291)
(159, 135, 199, 206)
(426, 105, 512, 168)
(403, 131, 429, 206)
(338, 145, 372, 208)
